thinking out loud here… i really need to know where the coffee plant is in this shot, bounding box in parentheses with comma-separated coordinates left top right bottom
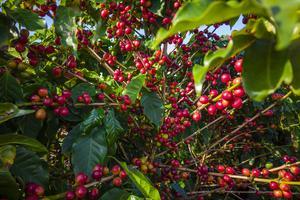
(0, 0, 300, 199)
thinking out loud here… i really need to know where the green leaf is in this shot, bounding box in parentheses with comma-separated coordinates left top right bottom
(0, 13, 14, 46)
(0, 72, 23, 102)
(123, 74, 146, 103)
(242, 39, 291, 101)
(152, 0, 266, 48)
(0, 145, 16, 167)
(0, 169, 19, 200)
(105, 109, 124, 146)
(120, 162, 161, 200)
(127, 195, 147, 200)
(54, 6, 80, 51)
(260, 0, 300, 50)
(62, 124, 81, 154)
(100, 188, 130, 200)
(0, 134, 47, 153)
(80, 108, 105, 133)
(71, 127, 107, 175)
(11, 147, 49, 187)
(141, 91, 164, 127)
(0, 103, 34, 124)
(149, 0, 165, 16)
(192, 64, 209, 96)
(71, 83, 96, 102)
(18, 114, 43, 138)
(7, 8, 45, 30)
(289, 39, 300, 95)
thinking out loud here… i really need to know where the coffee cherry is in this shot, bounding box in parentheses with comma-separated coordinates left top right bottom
(199, 95, 209, 104)
(119, 170, 127, 179)
(38, 88, 48, 97)
(220, 73, 231, 83)
(290, 166, 300, 175)
(282, 190, 293, 199)
(279, 183, 290, 192)
(242, 168, 250, 176)
(65, 191, 75, 200)
(112, 177, 122, 187)
(56, 96, 66, 105)
(35, 108, 47, 121)
(34, 185, 44, 197)
(233, 87, 245, 97)
(52, 66, 62, 77)
(207, 105, 217, 115)
(101, 9, 109, 19)
(192, 111, 201, 122)
(15, 42, 25, 52)
(222, 91, 233, 101)
(217, 165, 225, 173)
(225, 167, 235, 174)
(273, 190, 282, 198)
(234, 59, 243, 73)
(111, 165, 121, 175)
(89, 188, 100, 199)
(75, 172, 88, 185)
(251, 168, 260, 177)
(269, 181, 279, 190)
(75, 185, 87, 198)
(92, 170, 103, 181)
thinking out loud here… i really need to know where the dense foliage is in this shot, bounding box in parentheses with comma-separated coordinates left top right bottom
(0, 0, 300, 199)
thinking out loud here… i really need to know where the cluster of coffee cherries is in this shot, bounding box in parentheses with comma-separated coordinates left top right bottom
(132, 157, 157, 174)
(24, 183, 45, 200)
(33, 2, 57, 17)
(76, 29, 93, 48)
(30, 88, 72, 120)
(77, 92, 92, 105)
(103, 52, 117, 67)
(119, 39, 141, 52)
(65, 164, 127, 200)
(113, 69, 125, 82)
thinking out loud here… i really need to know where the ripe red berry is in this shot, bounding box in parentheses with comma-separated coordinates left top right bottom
(282, 190, 293, 199)
(119, 170, 127, 179)
(222, 91, 233, 101)
(89, 188, 100, 199)
(101, 9, 109, 19)
(225, 167, 235, 174)
(242, 168, 250, 176)
(251, 168, 260, 177)
(65, 191, 75, 200)
(34, 185, 44, 197)
(59, 107, 69, 117)
(234, 59, 243, 73)
(75, 185, 87, 198)
(269, 181, 279, 190)
(52, 66, 62, 77)
(199, 95, 209, 104)
(75, 172, 88, 185)
(111, 165, 121, 175)
(220, 73, 231, 83)
(38, 88, 48, 97)
(112, 177, 122, 187)
(192, 111, 201, 122)
(233, 87, 245, 97)
(231, 97, 243, 109)
(290, 166, 300, 175)
(217, 165, 225, 173)
(15, 42, 25, 52)
(207, 105, 217, 115)
(92, 170, 103, 181)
